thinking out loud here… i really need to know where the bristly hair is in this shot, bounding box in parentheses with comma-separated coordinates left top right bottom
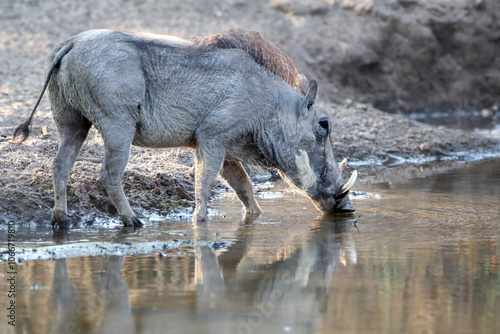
(192, 29, 308, 95)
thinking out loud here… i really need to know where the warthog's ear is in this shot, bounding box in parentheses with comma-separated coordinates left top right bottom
(299, 80, 318, 117)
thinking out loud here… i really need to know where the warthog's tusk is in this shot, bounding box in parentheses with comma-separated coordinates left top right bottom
(340, 170, 358, 194)
(338, 158, 347, 173)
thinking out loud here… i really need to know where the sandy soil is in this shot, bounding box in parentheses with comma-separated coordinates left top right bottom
(1, 0, 499, 225)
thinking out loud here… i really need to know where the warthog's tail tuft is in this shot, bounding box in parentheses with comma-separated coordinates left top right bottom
(12, 120, 31, 144)
(12, 41, 74, 144)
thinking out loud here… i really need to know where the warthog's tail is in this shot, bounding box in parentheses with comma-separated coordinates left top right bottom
(13, 41, 74, 143)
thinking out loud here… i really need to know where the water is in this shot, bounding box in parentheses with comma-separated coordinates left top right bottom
(1, 159, 500, 334)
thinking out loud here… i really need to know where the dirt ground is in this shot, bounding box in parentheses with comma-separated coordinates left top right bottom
(1, 0, 499, 225)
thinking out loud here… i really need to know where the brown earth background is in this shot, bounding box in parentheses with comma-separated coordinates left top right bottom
(1, 0, 499, 224)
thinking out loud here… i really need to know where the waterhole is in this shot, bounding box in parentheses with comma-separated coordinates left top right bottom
(1, 159, 499, 334)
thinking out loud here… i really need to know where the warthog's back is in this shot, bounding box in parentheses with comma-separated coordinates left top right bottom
(51, 29, 271, 148)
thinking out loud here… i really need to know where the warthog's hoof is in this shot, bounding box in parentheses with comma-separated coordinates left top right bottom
(192, 213, 208, 225)
(243, 209, 263, 222)
(120, 215, 144, 228)
(51, 209, 69, 228)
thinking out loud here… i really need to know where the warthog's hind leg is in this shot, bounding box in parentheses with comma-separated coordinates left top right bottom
(221, 159, 263, 217)
(52, 122, 91, 227)
(100, 132, 143, 227)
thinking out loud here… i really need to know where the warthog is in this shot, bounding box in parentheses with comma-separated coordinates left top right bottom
(14, 29, 357, 227)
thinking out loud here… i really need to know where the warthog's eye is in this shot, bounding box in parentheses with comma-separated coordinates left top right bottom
(319, 119, 329, 130)
(318, 117, 330, 135)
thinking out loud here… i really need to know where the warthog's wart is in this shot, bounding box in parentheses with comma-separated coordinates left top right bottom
(14, 29, 357, 227)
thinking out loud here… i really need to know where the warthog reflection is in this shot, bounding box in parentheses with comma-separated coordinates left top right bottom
(194, 217, 356, 333)
(50, 217, 356, 333)
(51, 256, 133, 334)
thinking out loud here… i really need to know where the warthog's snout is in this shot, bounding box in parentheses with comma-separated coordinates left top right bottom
(308, 158, 357, 215)
(333, 189, 356, 213)
(334, 163, 357, 213)
(314, 189, 356, 215)
(312, 190, 356, 215)
(336, 167, 357, 212)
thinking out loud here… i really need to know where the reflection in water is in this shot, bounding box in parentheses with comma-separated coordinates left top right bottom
(51, 256, 133, 334)
(43, 216, 356, 334)
(191, 217, 356, 334)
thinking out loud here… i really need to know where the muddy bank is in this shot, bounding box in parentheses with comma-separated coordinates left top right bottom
(326, 101, 499, 159)
(0, 128, 197, 224)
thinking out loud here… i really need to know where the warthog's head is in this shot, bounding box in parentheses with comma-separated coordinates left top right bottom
(280, 80, 357, 214)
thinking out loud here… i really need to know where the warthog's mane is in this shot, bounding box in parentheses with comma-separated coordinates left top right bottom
(192, 29, 307, 95)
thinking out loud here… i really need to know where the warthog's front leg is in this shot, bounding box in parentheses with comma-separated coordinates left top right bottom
(100, 137, 143, 227)
(193, 146, 226, 223)
(221, 159, 263, 217)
